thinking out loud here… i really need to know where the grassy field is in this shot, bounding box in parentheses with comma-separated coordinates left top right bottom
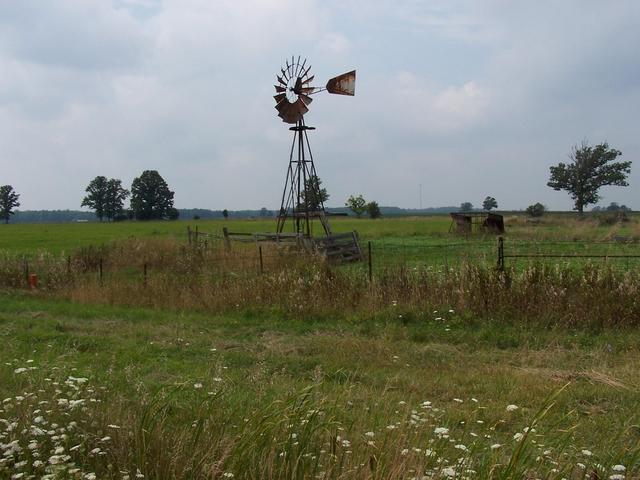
(2, 213, 640, 254)
(1, 215, 640, 478)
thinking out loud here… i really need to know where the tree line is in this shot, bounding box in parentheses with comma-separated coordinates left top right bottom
(0, 141, 633, 225)
(82, 170, 178, 222)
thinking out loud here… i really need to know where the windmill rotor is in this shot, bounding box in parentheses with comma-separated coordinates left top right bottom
(273, 56, 356, 124)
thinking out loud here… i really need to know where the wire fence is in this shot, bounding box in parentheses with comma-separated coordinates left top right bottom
(2, 236, 640, 291)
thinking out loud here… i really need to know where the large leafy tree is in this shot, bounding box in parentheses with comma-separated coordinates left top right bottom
(82, 176, 129, 221)
(82, 176, 109, 222)
(104, 179, 130, 221)
(548, 142, 631, 214)
(345, 194, 367, 218)
(482, 196, 498, 211)
(130, 170, 175, 220)
(300, 175, 329, 211)
(0, 185, 20, 224)
(459, 202, 473, 212)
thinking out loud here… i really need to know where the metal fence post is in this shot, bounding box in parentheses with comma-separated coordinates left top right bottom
(497, 236, 505, 271)
(368, 241, 373, 283)
(23, 258, 29, 288)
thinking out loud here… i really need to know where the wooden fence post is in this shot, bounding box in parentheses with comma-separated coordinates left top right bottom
(222, 227, 231, 250)
(99, 257, 103, 286)
(143, 263, 148, 288)
(187, 226, 192, 246)
(497, 236, 505, 271)
(258, 245, 264, 275)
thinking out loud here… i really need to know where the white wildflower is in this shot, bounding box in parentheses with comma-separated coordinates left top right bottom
(193, 383, 203, 389)
(612, 465, 626, 472)
(434, 427, 449, 437)
(581, 449, 593, 457)
(506, 404, 518, 412)
(364, 431, 375, 438)
(490, 444, 501, 450)
(513, 432, 524, 441)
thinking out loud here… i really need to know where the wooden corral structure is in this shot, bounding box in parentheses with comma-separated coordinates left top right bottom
(222, 228, 363, 264)
(449, 212, 505, 234)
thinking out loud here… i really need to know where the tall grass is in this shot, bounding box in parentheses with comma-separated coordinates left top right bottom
(1, 238, 639, 327)
(2, 364, 638, 479)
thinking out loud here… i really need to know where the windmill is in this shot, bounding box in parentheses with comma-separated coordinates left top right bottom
(274, 56, 356, 237)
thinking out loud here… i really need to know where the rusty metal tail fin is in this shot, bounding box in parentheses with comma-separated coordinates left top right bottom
(326, 70, 356, 96)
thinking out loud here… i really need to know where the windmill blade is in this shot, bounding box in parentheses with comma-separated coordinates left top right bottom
(299, 58, 307, 77)
(300, 94, 313, 106)
(280, 68, 289, 80)
(294, 55, 301, 76)
(286, 59, 293, 79)
(300, 86, 315, 95)
(326, 70, 356, 96)
(302, 75, 315, 85)
(274, 93, 287, 105)
(274, 85, 286, 93)
(294, 98, 309, 116)
(277, 75, 287, 86)
(301, 64, 312, 80)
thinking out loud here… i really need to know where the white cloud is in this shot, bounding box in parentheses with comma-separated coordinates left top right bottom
(0, 0, 638, 212)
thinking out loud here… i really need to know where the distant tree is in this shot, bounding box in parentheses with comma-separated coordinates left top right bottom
(222, 209, 229, 219)
(130, 170, 175, 220)
(526, 202, 546, 217)
(167, 207, 180, 220)
(482, 196, 498, 211)
(367, 201, 382, 219)
(345, 194, 367, 218)
(0, 185, 20, 224)
(259, 207, 268, 217)
(604, 202, 631, 212)
(459, 202, 473, 212)
(300, 175, 329, 211)
(104, 178, 129, 221)
(82, 176, 109, 221)
(193, 214, 201, 220)
(548, 141, 631, 215)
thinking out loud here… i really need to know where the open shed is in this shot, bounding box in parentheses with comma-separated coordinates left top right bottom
(449, 212, 505, 234)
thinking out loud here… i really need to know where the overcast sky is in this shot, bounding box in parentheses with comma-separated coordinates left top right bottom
(1, 0, 639, 211)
